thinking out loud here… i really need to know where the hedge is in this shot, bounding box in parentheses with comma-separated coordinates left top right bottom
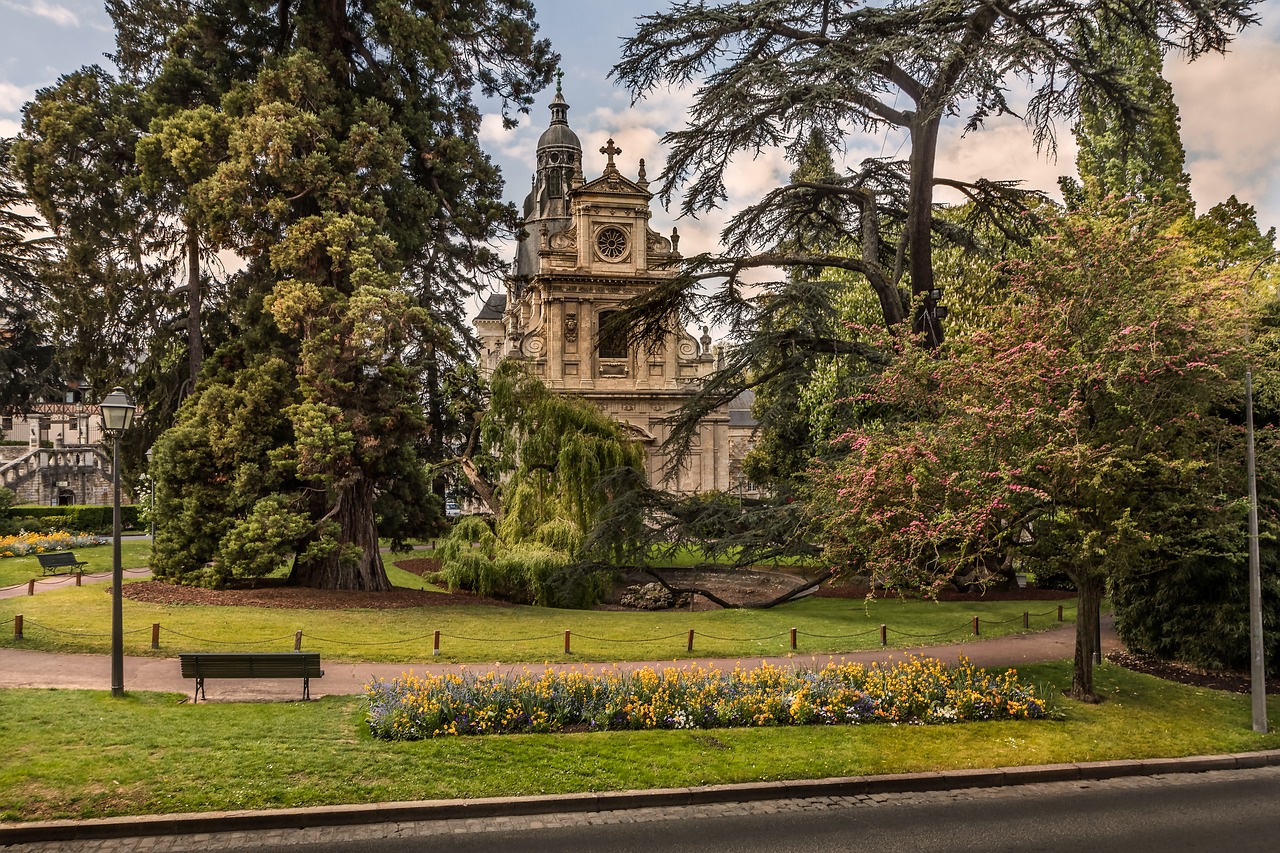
(7, 504, 142, 534)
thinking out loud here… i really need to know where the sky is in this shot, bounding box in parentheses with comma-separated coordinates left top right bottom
(2, 0, 1278, 264)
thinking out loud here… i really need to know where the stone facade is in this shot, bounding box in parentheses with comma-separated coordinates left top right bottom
(1, 403, 116, 505)
(475, 87, 751, 494)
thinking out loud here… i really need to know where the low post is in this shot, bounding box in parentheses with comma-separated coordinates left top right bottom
(75, 572, 82, 587)
(433, 630, 440, 657)
(14, 615, 21, 640)
(294, 630, 302, 651)
(151, 623, 160, 650)
(972, 616, 980, 636)
(1057, 605, 1064, 622)
(564, 630, 571, 655)
(880, 624, 887, 646)
(27, 579, 34, 596)
(1023, 611, 1030, 629)
(687, 629, 695, 652)
(789, 628, 797, 651)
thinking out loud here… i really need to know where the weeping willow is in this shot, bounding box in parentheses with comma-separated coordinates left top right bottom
(439, 362, 648, 607)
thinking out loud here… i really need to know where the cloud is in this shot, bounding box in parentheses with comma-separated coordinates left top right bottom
(0, 0, 79, 27)
(933, 116, 1076, 205)
(0, 118, 20, 137)
(0, 80, 34, 113)
(1166, 39, 1280, 229)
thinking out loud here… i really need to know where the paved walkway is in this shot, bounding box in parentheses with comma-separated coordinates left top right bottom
(0, 562, 1110, 699)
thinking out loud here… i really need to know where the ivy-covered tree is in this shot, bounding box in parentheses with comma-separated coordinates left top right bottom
(436, 361, 647, 608)
(811, 206, 1267, 701)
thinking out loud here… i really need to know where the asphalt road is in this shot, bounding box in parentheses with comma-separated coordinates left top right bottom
(257, 771, 1280, 853)
(24, 766, 1273, 853)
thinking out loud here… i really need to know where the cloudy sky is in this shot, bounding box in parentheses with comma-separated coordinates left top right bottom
(2, 0, 1278, 260)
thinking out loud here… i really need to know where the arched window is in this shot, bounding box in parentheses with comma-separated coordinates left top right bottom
(597, 311, 628, 360)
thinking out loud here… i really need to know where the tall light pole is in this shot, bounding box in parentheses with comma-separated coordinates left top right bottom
(1245, 252, 1277, 733)
(146, 447, 155, 541)
(100, 387, 135, 698)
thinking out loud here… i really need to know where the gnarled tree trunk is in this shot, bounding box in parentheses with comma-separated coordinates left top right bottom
(288, 477, 391, 590)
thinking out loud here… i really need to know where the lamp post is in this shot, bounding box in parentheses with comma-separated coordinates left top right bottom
(145, 447, 155, 541)
(100, 387, 135, 698)
(1245, 252, 1277, 733)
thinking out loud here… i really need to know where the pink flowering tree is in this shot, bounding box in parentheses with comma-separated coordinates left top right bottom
(813, 208, 1254, 701)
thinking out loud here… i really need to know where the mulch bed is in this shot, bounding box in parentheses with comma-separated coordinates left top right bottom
(1106, 650, 1280, 695)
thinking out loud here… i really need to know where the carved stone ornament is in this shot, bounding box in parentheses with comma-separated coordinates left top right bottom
(564, 313, 578, 343)
(550, 225, 577, 251)
(521, 334, 546, 357)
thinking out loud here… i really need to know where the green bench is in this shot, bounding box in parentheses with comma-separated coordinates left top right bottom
(35, 552, 88, 575)
(178, 652, 324, 703)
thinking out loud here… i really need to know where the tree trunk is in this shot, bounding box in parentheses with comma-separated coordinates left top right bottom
(1069, 573, 1105, 702)
(287, 477, 391, 590)
(185, 225, 203, 390)
(906, 111, 941, 342)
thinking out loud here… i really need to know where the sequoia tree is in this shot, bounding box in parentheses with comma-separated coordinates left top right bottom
(142, 1, 554, 590)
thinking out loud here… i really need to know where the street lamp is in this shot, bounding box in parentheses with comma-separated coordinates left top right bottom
(145, 447, 155, 541)
(100, 387, 135, 698)
(1245, 252, 1277, 733)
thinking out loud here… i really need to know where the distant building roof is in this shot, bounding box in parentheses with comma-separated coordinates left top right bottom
(728, 389, 756, 427)
(477, 293, 507, 321)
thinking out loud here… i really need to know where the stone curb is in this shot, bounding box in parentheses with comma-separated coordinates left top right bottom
(4, 750, 1280, 845)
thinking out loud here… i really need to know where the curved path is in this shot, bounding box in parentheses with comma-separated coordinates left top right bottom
(0, 619, 1113, 704)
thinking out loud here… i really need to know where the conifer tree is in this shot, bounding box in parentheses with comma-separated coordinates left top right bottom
(1060, 3, 1193, 212)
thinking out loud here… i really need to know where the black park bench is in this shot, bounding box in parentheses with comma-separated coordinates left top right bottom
(36, 552, 88, 576)
(179, 652, 324, 703)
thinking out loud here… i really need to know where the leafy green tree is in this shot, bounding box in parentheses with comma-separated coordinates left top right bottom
(437, 361, 648, 607)
(0, 139, 59, 411)
(12, 69, 172, 396)
(811, 205, 1265, 700)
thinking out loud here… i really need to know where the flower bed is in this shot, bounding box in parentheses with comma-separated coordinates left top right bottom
(365, 656, 1050, 739)
(0, 531, 106, 558)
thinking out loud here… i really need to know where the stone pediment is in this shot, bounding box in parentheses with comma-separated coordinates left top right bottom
(575, 172, 650, 199)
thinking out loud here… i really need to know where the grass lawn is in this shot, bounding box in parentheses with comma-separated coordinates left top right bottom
(2, 661, 1278, 822)
(0, 541, 153, 589)
(0, 579, 1075, 663)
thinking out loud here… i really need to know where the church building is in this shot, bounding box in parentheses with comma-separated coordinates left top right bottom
(475, 84, 750, 495)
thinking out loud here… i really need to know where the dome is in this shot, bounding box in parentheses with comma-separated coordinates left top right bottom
(537, 122, 581, 150)
(536, 88, 581, 153)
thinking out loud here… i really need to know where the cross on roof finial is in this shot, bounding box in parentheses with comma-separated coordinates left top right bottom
(555, 67, 564, 95)
(600, 138, 621, 170)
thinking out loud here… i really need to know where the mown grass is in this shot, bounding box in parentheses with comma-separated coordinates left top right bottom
(2, 662, 1277, 822)
(0, 541, 153, 589)
(0, 579, 1075, 663)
